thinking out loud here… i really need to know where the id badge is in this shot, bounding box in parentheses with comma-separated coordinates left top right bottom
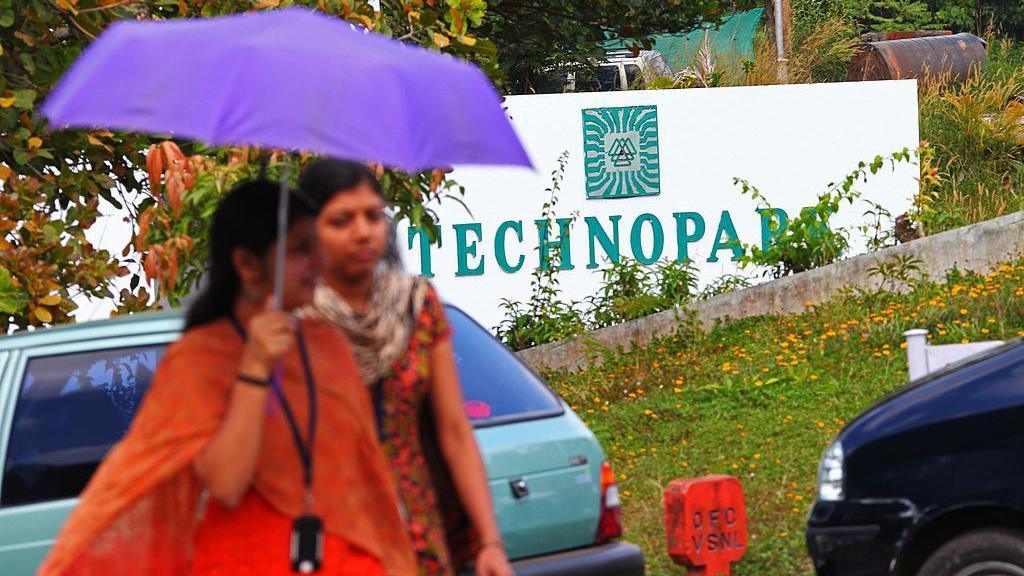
(290, 514, 324, 573)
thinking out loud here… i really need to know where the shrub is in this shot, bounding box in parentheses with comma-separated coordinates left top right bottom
(495, 151, 588, 349)
(589, 258, 699, 328)
(735, 149, 914, 278)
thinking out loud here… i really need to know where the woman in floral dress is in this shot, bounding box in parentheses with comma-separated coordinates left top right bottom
(300, 159, 512, 576)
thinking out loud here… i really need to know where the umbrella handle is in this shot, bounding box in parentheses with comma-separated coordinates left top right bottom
(273, 164, 291, 311)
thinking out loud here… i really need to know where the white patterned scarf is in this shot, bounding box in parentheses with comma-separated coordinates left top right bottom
(308, 267, 428, 385)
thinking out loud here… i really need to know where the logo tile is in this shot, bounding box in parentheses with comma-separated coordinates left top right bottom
(582, 105, 661, 200)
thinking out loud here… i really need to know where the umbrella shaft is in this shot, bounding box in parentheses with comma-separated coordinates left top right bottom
(273, 165, 291, 311)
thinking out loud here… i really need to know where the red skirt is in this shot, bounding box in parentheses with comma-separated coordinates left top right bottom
(190, 491, 385, 576)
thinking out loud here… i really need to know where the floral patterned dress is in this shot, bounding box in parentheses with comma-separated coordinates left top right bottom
(375, 284, 459, 576)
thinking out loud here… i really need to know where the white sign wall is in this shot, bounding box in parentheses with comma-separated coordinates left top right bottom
(397, 80, 920, 332)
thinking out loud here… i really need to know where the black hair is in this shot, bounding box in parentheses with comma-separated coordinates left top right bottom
(184, 179, 315, 330)
(298, 158, 384, 210)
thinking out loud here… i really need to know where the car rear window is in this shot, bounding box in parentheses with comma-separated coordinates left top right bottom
(623, 63, 641, 87)
(447, 306, 562, 426)
(2, 345, 165, 507)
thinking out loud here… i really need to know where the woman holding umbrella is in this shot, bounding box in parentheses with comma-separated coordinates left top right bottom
(39, 180, 417, 576)
(38, 10, 530, 573)
(300, 159, 514, 576)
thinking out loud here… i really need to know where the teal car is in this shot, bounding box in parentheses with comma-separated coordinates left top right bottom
(0, 306, 643, 575)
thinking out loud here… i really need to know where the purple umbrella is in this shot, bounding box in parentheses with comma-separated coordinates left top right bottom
(42, 8, 530, 173)
(41, 8, 531, 307)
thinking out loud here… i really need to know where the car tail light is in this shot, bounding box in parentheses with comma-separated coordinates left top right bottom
(596, 461, 623, 543)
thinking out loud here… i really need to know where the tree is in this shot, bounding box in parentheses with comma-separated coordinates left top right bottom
(480, 0, 748, 93)
(832, 0, 1024, 36)
(0, 0, 492, 332)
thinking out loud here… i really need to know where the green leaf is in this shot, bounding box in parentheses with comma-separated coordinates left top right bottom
(42, 222, 61, 242)
(0, 10, 13, 28)
(12, 148, 29, 165)
(472, 38, 499, 59)
(13, 89, 36, 109)
(0, 267, 28, 315)
(19, 53, 35, 75)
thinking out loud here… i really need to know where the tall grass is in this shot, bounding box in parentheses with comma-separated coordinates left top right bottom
(917, 36, 1024, 233)
(741, 14, 859, 85)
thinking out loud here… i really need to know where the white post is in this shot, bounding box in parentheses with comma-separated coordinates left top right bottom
(367, 0, 380, 11)
(904, 329, 930, 381)
(773, 0, 788, 82)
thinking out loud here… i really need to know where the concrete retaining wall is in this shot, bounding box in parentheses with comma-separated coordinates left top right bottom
(517, 211, 1024, 372)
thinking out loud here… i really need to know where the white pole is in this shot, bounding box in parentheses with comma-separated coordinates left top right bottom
(773, 0, 788, 82)
(904, 329, 929, 381)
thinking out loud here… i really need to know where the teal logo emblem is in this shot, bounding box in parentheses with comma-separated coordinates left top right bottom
(583, 105, 660, 200)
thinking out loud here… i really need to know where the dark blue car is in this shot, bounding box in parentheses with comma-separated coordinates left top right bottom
(807, 339, 1024, 576)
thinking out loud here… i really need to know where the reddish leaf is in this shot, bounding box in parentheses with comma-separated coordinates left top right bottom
(166, 172, 184, 217)
(146, 144, 163, 196)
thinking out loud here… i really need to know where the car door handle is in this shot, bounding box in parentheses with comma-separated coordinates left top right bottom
(510, 478, 530, 500)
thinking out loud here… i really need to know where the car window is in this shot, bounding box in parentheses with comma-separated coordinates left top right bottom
(2, 345, 166, 507)
(446, 307, 562, 425)
(575, 65, 621, 92)
(596, 65, 621, 91)
(623, 63, 641, 87)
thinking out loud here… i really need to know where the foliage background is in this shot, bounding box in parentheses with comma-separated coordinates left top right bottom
(0, 0, 492, 332)
(481, 0, 744, 94)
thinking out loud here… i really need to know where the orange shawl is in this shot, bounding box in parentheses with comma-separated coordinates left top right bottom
(38, 318, 416, 576)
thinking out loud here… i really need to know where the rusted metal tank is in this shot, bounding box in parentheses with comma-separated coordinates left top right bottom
(860, 30, 952, 42)
(847, 33, 987, 83)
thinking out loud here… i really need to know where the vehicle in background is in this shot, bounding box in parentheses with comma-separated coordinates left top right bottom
(0, 307, 644, 576)
(806, 336, 1024, 576)
(536, 50, 672, 93)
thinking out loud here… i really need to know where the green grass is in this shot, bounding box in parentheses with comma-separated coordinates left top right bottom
(543, 261, 1024, 575)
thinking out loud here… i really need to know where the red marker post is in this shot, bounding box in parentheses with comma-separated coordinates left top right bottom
(665, 475, 747, 575)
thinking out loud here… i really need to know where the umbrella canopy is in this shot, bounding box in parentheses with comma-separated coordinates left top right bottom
(41, 8, 531, 173)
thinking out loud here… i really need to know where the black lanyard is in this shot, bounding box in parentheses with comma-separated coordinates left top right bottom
(229, 315, 318, 502)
